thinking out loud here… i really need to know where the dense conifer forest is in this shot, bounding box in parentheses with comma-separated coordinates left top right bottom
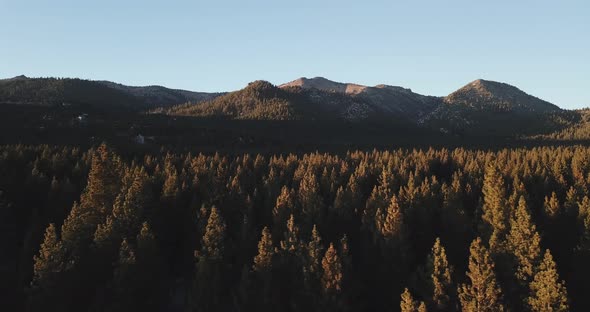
(5, 143, 590, 311)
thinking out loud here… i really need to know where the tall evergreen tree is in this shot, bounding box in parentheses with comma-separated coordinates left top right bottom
(273, 186, 296, 238)
(253, 226, 274, 309)
(430, 238, 454, 311)
(321, 243, 342, 295)
(109, 239, 137, 312)
(299, 171, 324, 227)
(401, 288, 427, 312)
(31, 224, 63, 288)
(280, 214, 302, 254)
(527, 250, 569, 312)
(458, 237, 504, 312)
(193, 206, 227, 311)
(481, 164, 509, 254)
(135, 222, 164, 312)
(306, 224, 324, 279)
(507, 196, 541, 289)
(29, 223, 65, 310)
(253, 226, 274, 273)
(304, 225, 324, 307)
(200, 206, 226, 260)
(377, 195, 404, 242)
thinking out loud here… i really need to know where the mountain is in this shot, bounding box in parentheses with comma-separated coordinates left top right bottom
(166, 77, 440, 122)
(164, 80, 373, 120)
(2, 75, 578, 138)
(444, 79, 560, 112)
(0, 76, 219, 111)
(165, 80, 304, 120)
(164, 76, 576, 137)
(280, 76, 368, 94)
(97, 81, 220, 107)
(280, 77, 440, 120)
(419, 79, 566, 136)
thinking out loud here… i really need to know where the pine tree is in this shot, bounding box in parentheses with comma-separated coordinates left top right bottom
(304, 224, 324, 307)
(299, 171, 324, 226)
(418, 301, 428, 312)
(544, 192, 561, 218)
(60, 144, 122, 254)
(137, 222, 157, 257)
(378, 195, 404, 242)
(201, 206, 226, 260)
(111, 167, 150, 237)
(253, 226, 274, 273)
(79, 143, 122, 214)
(110, 239, 137, 311)
(162, 159, 179, 198)
(193, 207, 227, 311)
(252, 226, 274, 309)
(401, 288, 426, 312)
(481, 164, 509, 254)
(32, 223, 64, 287)
(321, 243, 342, 295)
(458, 237, 504, 312)
(362, 172, 391, 234)
(135, 222, 163, 311)
(280, 214, 301, 254)
(339, 234, 352, 278)
(430, 238, 454, 311)
(273, 186, 295, 237)
(507, 196, 541, 288)
(307, 225, 324, 277)
(527, 250, 569, 312)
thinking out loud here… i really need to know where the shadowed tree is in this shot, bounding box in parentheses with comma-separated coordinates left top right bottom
(29, 223, 65, 310)
(253, 226, 274, 310)
(193, 206, 226, 311)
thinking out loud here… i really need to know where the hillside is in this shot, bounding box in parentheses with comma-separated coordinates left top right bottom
(165, 80, 305, 120)
(165, 80, 388, 121)
(166, 77, 439, 122)
(417, 79, 569, 136)
(444, 79, 560, 112)
(0, 76, 219, 111)
(280, 77, 440, 120)
(97, 80, 221, 107)
(0, 76, 142, 110)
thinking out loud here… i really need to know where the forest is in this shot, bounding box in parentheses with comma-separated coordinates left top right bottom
(5, 143, 590, 311)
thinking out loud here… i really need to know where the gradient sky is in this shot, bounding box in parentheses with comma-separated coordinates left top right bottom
(1, 0, 588, 108)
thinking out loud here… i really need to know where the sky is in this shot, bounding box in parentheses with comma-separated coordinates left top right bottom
(1, 0, 588, 109)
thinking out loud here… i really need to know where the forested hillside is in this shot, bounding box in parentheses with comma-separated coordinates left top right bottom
(5, 144, 590, 311)
(0, 76, 219, 111)
(530, 109, 590, 141)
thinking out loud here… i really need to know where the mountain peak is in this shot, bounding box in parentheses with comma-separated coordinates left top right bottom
(280, 77, 368, 95)
(445, 79, 560, 112)
(246, 80, 276, 90)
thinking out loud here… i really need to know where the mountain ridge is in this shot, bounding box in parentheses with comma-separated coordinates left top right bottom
(0, 76, 222, 110)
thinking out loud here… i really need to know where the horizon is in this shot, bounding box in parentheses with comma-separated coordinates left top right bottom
(2, 1, 589, 109)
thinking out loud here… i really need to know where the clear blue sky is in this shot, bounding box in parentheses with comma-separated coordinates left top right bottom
(1, 0, 588, 108)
